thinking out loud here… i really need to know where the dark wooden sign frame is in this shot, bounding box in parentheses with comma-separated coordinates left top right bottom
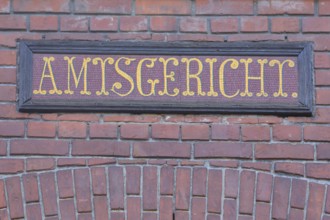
(18, 41, 313, 115)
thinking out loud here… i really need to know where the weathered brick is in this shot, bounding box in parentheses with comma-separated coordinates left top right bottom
(192, 197, 206, 220)
(121, 123, 149, 139)
(0, 15, 26, 30)
(134, 142, 190, 158)
(0, 209, 8, 220)
(72, 140, 130, 156)
(291, 179, 307, 209)
(316, 89, 330, 105)
(0, 0, 9, 13)
(22, 174, 39, 203)
(160, 166, 174, 195)
(0, 180, 6, 209)
(59, 121, 87, 138)
(136, 0, 191, 15)
(150, 16, 177, 32)
(275, 162, 304, 176)
(40, 173, 58, 216)
(239, 171, 255, 215)
(317, 144, 330, 160)
(273, 125, 301, 141)
(192, 167, 207, 196)
(143, 167, 158, 210)
(207, 170, 222, 213)
(6, 177, 24, 219)
(272, 177, 291, 219)
(0, 121, 24, 137)
(28, 121, 56, 138)
(225, 169, 239, 198)
(56, 114, 99, 122)
(11, 139, 69, 156)
(57, 170, 74, 199)
(60, 16, 88, 32)
(26, 203, 42, 220)
(74, 169, 92, 212)
(0, 33, 41, 48)
(196, 0, 253, 15)
(258, 0, 314, 14)
(175, 168, 191, 210)
(91, 167, 107, 196)
(306, 163, 330, 180)
(120, 16, 148, 32)
(241, 17, 268, 32)
(320, 0, 330, 15)
(59, 199, 75, 220)
(315, 53, 330, 68)
(210, 18, 239, 33)
(126, 166, 141, 195)
(30, 15, 58, 31)
(242, 125, 270, 141)
(182, 124, 209, 140)
(160, 197, 172, 220)
(325, 187, 330, 213)
(13, 0, 70, 12)
(152, 124, 180, 139)
(223, 199, 237, 220)
(303, 17, 330, 32)
(180, 17, 207, 33)
(256, 173, 272, 202)
(0, 86, 16, 101)
(143, 212, 158, 220)
(304, 126, 330, 141)
(256, 203, 270, 220)
(195, 142, 252, 159)
(0, 104, 40, 120)
(211, 125, 240, 140)
(27, 158, 55, 172)
(88, 158, 116, 166)
(255, 143, 314, 160)
(75, 0, 131, 14)
(94, 196, 109, 220)
(0, 68, 16, 83)
(228, 33, 284, 42)
(307, 183, 325, 220)
(90, 16, 118, 32)
(57, 158, 86, 167)
(78, 213, 93, 220)
(0, 159, 24, 174)
(89, 123, 117, 139)
(104, 114, 161, 123)
(167, 33, 225, 42)
(272, 17, 299, 33)
(108, 166, 124, 210)
(316, 70, 330, 86)
(289, 208, 304, 220)
(0, 140, 6, 156)
(241, 162, 271, 171)
(0, 50, 16, 66)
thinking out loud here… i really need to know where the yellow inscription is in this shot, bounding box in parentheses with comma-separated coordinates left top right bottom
(92, 57, 114, 96)
(205, 58, 218, 97)
(269, 59, 295, 97)
(112, 57, 136, 97)
(136, 58, 160, 96)
(219, 59, 240, 98)
(181, 58, 205, 96)
(158, 57, 179, 97)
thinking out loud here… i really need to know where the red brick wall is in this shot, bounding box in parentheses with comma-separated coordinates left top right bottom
(0, 0, 329, 219)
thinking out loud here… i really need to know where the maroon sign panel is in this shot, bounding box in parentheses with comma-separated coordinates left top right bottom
(19, 41, 313, 115)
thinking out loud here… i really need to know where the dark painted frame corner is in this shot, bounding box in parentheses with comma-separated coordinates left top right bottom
(17, 40, 314, 116)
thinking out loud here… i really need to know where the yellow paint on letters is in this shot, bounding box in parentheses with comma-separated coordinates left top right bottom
(92, 57, 114, 96)
(219, 58, 240, 98)
(112, 57, 136, 97)
(205, 58, 218, 97)
(158, 57, 179, 97)
(181, 58, 205, 96)
(269, 59, 295, 97)
(136, 58, 160, 96)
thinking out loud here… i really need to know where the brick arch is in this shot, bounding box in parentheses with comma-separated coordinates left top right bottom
(0, 163, 329, 220)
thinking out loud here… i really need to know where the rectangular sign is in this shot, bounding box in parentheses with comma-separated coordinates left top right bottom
(18, 41, 313, 115)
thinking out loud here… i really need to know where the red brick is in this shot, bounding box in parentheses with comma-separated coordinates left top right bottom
(166, 115, 221, 123)
(0, 121, 24, 137)
(307, 183, 325, 220)
(315, 53, 330, 68)
(56, 114, 99, 121)
(40, 173, 58, 216)
(143, 167, 158, 210)
(303, 17, 330, 33)
(0, 0, 9, 13)
(104, 114, 161, 123)
(57, 170, 74, 199)
(275, 162, 304, 176)
(306, 163, 330, 180)
(192, 167, 207, 196)
(108, 166, 124, 210)
(59, 121, 86, 138)
(288, 34, 330, 52)
(120, 123, 149, 139)
(320, 0, 330, 15)
(255, 143, 314, 160)
(13, 0, 70, 12)
(136, 0, 191, 15)
(57, 158, 86, 167)
(88, 158, 116, 166)
(0, 86, 15, 101)
(152, 124, 180, 139)
(74, 169, 92, 212)
(78, 213, 93, 220)
(126, 166, 141, 195)
(211, 124, 240, 140)
(316, 70, 330, 86)
(143, 212, 158, 220)
(304, 126, 330, 141)
(91, 167, 107, 196)
(167, 33, 225, 42)
(6, 177, 24, 219)
(160, 197, 172, 220)
(30, 15, 58, 31)
(225, 169, 239, 198)
(272, 177, 291, 219)
(258, 0, 314, 14)
(11, 139, 69, 156)
(60, 16, 88, 32)
(196, 0, 253, 15)
(27, 158, 55, 171)
(180, 17, 207, 33)
(75, 0, 131, 14)
(325, 187, 330, 213)
(27, 121, 56, 138)
(22, 174, 39, 203)
(207, 170, 222, 213)
(175, 168, 191, 210)
(94, 196, 109, 220)
(316, 89, 330, 105)
(0, 104, 40, 120)
(0, 140, 6, 156)
(26, 204, 42, 220)
(160, 166, 174, 195)
(0, 68, 16, 83)
(273, 125, 301, 141)
(134, 142, 190, 158)
(256, 173, 272, 202)
(242, 125, 270, 141)
(256, 203, 270, 220)
(72, 140, 129, 156)
(0, 51, 16, 66)
(241, 17, 268, 32)
(210, 17, 239, 33)
(289, 208, 304, 220)
(239, 171, 255, 214)
(90, 16, 118, 32)
(89, 123, 117, 139)
(0, 209, 8, 220)
(223, 199, 237, 220)
(182, 124, 209, 140)
(120, 16, 148, 32)
(195, 142, 252, 159)
(272, 17, 299, 33)
(59, 199, 75, 220)
(0, 15, 26, 30)
(0, 33, 41, 48)
(228, 33, 284, 42)
(192, 197, 206, 220)
(0, 180, 5, 208)
(0, 159, 23, 174)
(317, 144, 330, 160)
(207, 214, 221, 220)
(150, 16, 177, 32)
(241, 162, 271, 171)
(291, 179, 307, 209)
